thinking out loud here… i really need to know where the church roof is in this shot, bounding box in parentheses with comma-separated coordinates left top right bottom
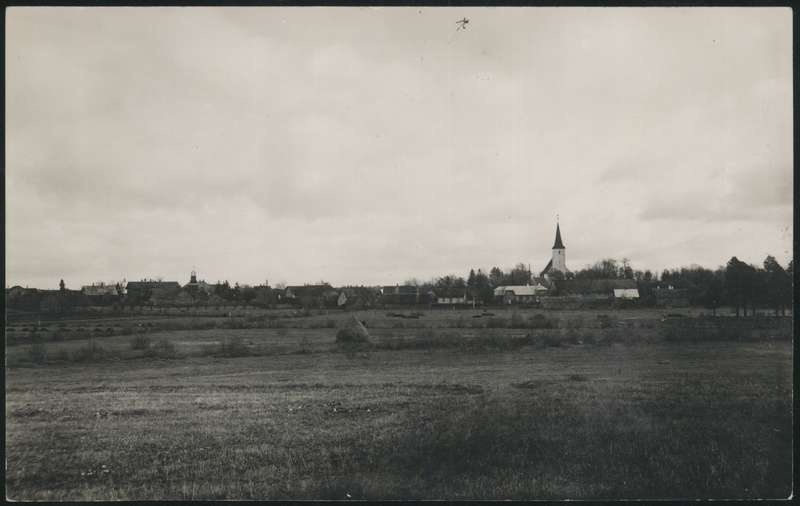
(540, 258, 553, 276)
(552, 223, 565, 249)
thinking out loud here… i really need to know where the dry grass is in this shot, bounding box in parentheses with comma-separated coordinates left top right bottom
(4, 309, 793, 500)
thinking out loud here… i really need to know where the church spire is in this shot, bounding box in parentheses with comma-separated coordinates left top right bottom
(552, 222, 565, 249)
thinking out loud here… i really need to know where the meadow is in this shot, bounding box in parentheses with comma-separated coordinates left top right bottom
(4, 307, 793, 500)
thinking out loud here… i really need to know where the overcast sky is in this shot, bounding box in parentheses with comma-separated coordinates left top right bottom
(6, 7, 793, 288)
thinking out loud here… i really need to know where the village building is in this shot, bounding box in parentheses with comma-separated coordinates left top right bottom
(81, 282, 120, 297)
(337, 286, 381, 309)
(125, 279, 182, 304)
(381, 285, 421, 305)
(613, 288, 640, 300)
(283, 284, 339, 308)
(494, 283, 549, 305)
(184, 270, 214, 295)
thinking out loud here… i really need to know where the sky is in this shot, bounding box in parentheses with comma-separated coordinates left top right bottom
(5, 7, 793, 289)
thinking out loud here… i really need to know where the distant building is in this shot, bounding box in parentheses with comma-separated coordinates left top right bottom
(338, 286, 382, 309)
(184, 270, 214, 295)
(381, 285, 421, 305)
(556, 278, 637, 296)
(494, 284, 548, 304)
(435, 295, 469, 305)
(125, 280, 182, 303)
(81, 282, 119, 297)
(613, 288, 640, 300)
(284, 284, 338, 308)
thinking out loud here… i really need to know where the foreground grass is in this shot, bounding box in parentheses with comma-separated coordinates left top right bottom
(5, 340, 792, 500)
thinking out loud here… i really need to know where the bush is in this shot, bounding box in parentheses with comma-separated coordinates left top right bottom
(28, 342, 47, 364)
(130, 334, 151, 350)
(50, 332, 64, 342)
(325, 319, 337, 328)
(71, 341, 110, 362)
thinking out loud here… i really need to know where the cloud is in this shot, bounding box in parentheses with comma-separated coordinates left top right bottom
(5, 7, 793, 288)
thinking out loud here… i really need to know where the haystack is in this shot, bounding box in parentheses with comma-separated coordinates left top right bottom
(336, 315, 371, 343)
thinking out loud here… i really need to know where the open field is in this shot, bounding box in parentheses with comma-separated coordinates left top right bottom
(5, 308, 793, 499)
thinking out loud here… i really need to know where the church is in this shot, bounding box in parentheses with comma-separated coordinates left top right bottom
(540, 222, 568, 280)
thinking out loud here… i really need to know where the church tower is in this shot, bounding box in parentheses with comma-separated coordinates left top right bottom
(540, 221, 567, 278)
(551, 222, 566, 273)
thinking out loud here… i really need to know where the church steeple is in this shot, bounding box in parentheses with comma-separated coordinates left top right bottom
(552, 223, 565, 250)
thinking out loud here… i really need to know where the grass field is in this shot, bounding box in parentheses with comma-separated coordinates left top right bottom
(4, 308, 793, 499)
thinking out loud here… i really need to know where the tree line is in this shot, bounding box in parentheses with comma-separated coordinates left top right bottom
(403, 255, 792, 315)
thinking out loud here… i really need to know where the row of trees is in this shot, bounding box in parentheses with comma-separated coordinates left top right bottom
(402, 255, 792, 314)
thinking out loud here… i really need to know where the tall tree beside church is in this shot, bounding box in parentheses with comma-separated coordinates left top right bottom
(489, 267, 505, 288)
(508, 263, 532, 285)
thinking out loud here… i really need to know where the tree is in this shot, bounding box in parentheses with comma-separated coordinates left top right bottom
(465, 268, 493, 305)
(508, 263, 532, 285)
(434, 275, 466, 298)
(724, 257, 757, 316)
(575, 259, 620, 279)
(763, 255, 790, 316)
(489, 267, 505, 288)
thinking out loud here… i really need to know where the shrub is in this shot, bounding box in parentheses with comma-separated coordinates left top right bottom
(130, 334, 151, 350)
(27, 342, 47, 364)
(597, 314, 612, 329)
(50, 332, 64, 342)
(325, 319, 337, 328)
